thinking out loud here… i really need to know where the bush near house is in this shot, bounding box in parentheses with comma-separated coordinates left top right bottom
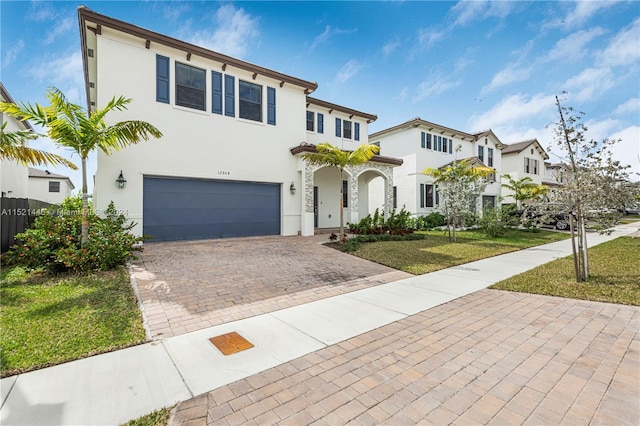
(348, 207, 415, 235)
(5, 196, 142, 273)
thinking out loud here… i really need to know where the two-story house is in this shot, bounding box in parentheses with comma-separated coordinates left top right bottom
(28, 168, 75, 205)
(500, 139, 550, 205)
(79, 7, 400, 241)
(368, 118, 505, 217)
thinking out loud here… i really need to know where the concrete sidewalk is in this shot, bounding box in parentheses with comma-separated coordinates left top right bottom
(1, 224, 638, 425)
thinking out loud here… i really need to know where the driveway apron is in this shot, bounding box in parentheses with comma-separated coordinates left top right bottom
(132, 235, 411, 339)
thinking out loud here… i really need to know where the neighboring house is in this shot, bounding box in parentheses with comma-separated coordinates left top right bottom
(28, 168, 75, 205)
(78, 7, 401, 241)
(0, 82, 31, 199)
(368, 118, 505, 217)
(500, 139, 550, 205)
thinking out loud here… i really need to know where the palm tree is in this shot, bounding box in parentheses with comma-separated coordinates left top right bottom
(0, 122, 77, 169)
(0, 88, 162, 244)
(300, 142, 380, 242)
(502, 173, 549, 227)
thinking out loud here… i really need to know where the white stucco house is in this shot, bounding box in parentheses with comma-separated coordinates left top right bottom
(28, 168, 75, 205)
(368, 118, 505, 217)
(79, 7, 400, 241)
(0, 82, 31, 199)
(500, 139, 550, 205)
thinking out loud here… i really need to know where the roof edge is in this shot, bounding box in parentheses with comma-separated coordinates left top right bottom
(290, 143, 403, 166)
(306, 96, 377, 123)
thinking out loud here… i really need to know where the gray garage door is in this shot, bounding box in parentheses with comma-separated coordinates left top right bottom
(143, 176, 281, 242)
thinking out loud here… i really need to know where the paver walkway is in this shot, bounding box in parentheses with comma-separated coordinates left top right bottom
(133, 235, 411, 339)
(172, 289, 639, 425)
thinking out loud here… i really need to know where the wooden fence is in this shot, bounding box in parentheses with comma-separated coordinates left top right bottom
(1, 198, 52, 253)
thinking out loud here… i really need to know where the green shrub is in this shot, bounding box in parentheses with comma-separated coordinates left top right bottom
(348, 207, 414, 235)
(479, 208, 507, 237)
(415, 212, 446, 230)
(338, 232, 425, 252)
(6, 196, 142, 273)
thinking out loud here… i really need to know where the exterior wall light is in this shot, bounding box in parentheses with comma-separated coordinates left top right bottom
(290, 182, 296, 194)
(116, 170, 127, 189)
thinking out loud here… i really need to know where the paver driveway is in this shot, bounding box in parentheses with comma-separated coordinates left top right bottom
(132, 235, 411, 339)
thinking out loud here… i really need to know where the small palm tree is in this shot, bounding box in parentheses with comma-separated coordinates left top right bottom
(0, 88, 163, 244)
(502, 173, 549, 227)
(0, 122, 77, 169)
(301, 142, 380, 242)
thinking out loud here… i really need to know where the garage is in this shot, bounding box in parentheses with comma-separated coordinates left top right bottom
(143, 176, 281, 242)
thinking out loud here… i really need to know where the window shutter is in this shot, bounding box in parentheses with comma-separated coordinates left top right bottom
(354, 122, 360, 141)
(449, 139, 453, 154)
(318, 113, 324, 133)
(335, 118, 342, 137)
(342, 180, 348, 207)
(267, 87, 276, 125)
(393, 186, 397, 209)
(421, 132, 426, 149)
(156, 55, 170, 103)
(224, 75, 235, 117)
(212, 71, 222, 114)
(419, 184, 425, 208)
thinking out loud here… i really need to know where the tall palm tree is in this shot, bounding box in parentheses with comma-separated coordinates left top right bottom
(0, 122, 77, 169)
(0, 88, 162, 244)
(300, 142, 380, 242)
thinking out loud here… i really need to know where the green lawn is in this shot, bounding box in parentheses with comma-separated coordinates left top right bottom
(0, 266, 146, 377)
(491, 237, 640, 305)
(349, 228, 570, 275)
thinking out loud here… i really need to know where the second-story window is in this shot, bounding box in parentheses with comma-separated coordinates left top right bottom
(478, 146, 484, 162)
(525, 157, 531, 173)
(488, 148, 493, 167)
(239, 80, 262, 122)
(176, 62, 206, 111)
(49, 181, 60, 193)
(306, 111, 315, 131)
(343, 120, 352, 139)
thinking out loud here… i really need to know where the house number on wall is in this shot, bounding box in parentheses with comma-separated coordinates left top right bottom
(218, 171, 230, 175)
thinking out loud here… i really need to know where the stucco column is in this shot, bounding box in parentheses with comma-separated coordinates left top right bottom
(301, 161, 315, 236)
(349, 171, 359, 224)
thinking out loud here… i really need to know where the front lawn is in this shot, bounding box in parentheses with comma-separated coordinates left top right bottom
(348, 228, 570, 275)
(0, 266, 146, 377)
(491, 237, 640, 305)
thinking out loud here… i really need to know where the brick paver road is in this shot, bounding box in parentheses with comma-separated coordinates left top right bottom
(171, 289, 639, 425)
(133, 236, 411, 339)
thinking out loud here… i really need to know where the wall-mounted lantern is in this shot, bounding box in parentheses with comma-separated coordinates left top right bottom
(290, 182, 296, 195)
(116, 170, 127, 189)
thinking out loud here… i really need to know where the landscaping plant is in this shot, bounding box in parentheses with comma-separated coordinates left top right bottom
(6, 196, 142, 273)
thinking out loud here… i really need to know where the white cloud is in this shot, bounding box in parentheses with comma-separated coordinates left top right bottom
(451, 0, 516, 27)
(609, 125, 640, 180)
(394, 87, 409, 102)
(613, 97, 640, 115)
(563, 67, 615, 103)
(542, 27, 606, 63)
(413, 74, 460, 103)
(418, 28, 445, 49)
(468, 93, 556, 131)
(188, 5, 259, 58)
(334, 60, 362, 85)
(2, 40, 24, 68)
(44, 17, 74, 45)
(543, 0, 622, 30)
(27, 1, 58, 22)
(310, 25, 357, 51)
(481, 64, 532, 95)
(28, 51, 83, 103)
(382, 38, 401, 57)
(597, 17, 640, 67)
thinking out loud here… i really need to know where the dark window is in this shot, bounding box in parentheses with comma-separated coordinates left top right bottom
(49, 181, 60, 193)
(267, 87, 276, 125)
(335, 118, 342, 137)
(533, 159, 538, 175)
(318, 113, 324, 133)
(156, 55, 170, 103)
(343, 120, 352, 139)
(393, 186, 397, 209)
(306, 111, 315, 131)
(426, 133, 432, 149)
(426, 184, 434, 207)
(488, 148, 494, 167)
(212, 71, 222, 114)
(175, 62, 206, 110)
(478, 146, 484, 162)
(421, 132, 426, 149)
(342, 180, 348, 207)
(525, 157, 531, 173)
(354, 122, 360, 141)
(224, 75, 235, 117)
(239, 80, 262, 122)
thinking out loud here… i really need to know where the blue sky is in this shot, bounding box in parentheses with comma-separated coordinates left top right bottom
(2, 0, 639, 191)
